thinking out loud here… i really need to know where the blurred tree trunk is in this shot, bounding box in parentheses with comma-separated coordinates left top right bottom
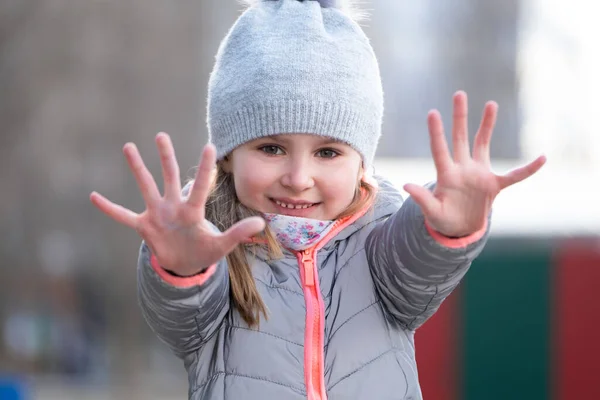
(369, 0, 521, 159)
(0, 0, 238, 396)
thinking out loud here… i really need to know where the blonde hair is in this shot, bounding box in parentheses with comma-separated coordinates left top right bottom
(204, 162, 376, 327)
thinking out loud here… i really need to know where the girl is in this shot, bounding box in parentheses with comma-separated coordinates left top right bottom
(90, 0, 545, 399)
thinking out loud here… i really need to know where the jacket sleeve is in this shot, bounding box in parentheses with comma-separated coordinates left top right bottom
(366, 191, 490, 331)
(136, 241, 230, 358)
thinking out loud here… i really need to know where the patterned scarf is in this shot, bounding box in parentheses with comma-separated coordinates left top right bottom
(262, 213, 336, 251)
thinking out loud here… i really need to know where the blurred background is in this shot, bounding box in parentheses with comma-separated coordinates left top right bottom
(1, 0, 599, 399)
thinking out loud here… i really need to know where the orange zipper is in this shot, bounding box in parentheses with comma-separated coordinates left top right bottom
(295, 190, 375, 400)
(298, 249, 321, 399)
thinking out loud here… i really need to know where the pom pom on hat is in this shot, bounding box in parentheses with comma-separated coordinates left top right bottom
(238, 0, 369, 22)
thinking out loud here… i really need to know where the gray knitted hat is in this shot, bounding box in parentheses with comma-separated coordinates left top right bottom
(207, 0, 383, 167)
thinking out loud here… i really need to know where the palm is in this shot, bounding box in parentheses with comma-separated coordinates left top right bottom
(404, 91, 546, 237)
(90, 133, 265, 276)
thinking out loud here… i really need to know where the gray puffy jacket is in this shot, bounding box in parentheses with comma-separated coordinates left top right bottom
(137, 178, 489, 399)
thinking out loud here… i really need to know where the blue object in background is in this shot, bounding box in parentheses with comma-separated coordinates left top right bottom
(0, 376, 28, 400)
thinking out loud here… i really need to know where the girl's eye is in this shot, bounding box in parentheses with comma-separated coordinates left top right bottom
(259, 145, 284, 155)
(316, 149, 339, 158)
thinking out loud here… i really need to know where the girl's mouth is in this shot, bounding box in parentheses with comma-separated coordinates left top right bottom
(273, 199, 316, 209)
(269, 198, 321, 216)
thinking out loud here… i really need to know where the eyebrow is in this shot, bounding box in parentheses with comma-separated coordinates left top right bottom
(267, 135, 341, 146)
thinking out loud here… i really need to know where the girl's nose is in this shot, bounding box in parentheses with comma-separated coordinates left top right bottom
(280, 159, 315, 192)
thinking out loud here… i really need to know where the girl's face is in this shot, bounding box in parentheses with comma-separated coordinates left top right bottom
(223, 134, 363, 220)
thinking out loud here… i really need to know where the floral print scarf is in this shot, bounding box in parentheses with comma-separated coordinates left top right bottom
(262, 213, 336, 251)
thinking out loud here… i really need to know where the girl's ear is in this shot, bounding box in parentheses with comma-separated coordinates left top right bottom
(359, 162, 371, 181)
(221, 155, 232, 173)
(360, 163, 377, 186)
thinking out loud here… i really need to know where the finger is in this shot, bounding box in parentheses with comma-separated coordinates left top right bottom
(123, 143, 161, 208)
(451, 91, 470, 162)
(219, 216, 266, 253)
(90, 191, 139, 228)
(427, 110, 453, 172)
(498, 155, 547, 189)
(472, 101, 498, 164)
(403, 183, 441, 218)
(187, 144, 217, 208)
(156, 133, 182, 201)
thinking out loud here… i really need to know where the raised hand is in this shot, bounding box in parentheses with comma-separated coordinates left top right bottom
(404, 91, 546, 238)
(90, 133, 265, 276)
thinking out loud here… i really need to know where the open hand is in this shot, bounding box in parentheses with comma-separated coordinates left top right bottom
(404, 91, 546, 237)
(90, 133, 265, 276)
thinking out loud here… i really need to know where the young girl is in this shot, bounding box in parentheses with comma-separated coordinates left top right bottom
(90, 0, 545, 398)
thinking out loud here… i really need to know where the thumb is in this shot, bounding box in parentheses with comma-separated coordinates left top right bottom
(403, 183, 440, 217)
(220, 216, 266, 250)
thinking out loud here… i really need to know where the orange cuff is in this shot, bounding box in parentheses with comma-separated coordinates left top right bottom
(425, 220, 488, 249)
(150, 253, 217, 288)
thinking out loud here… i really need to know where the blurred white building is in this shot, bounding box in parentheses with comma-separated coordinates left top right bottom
(376, 0, 600, 237)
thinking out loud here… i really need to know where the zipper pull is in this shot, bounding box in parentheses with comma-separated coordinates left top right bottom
(301, 250, 314, 286)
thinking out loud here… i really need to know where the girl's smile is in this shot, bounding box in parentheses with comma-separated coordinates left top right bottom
(269, 197, 322, 218)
